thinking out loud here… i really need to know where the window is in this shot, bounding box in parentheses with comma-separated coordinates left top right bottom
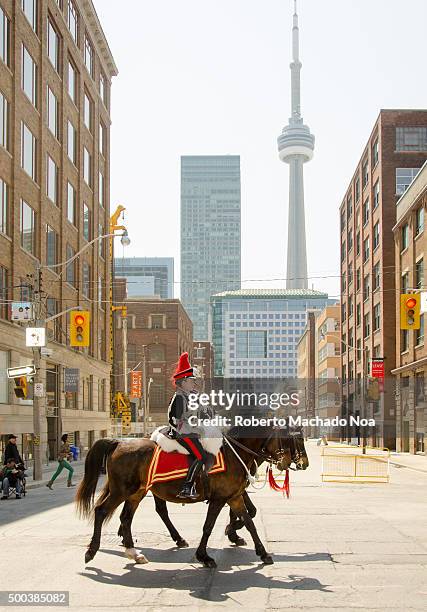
(373, 181, 380, 209)
(401, 329, 409, 352)
(83, 377, 92, 410)
(99, 71, 107, 106)
(21, 199, 36, 254)
(0, 91, 9, 150)
(416, 315, 425, 347)
(348, 267, 353, 286)
(22, 0, 37, 31)
(356, 268, 361, 291)
(349, 295, 353, 317)
(46, 225, 57, 267)
(363, 198, 370, 225)
(98, 275, 104, 307)
(341, 301, 346, 322)
(0, 178, 9, 235)
(98, 224, 104, 258)
(21, 122, 37, 181)
(363, 274, 370, 301)
(47, 18, 60, 72)
(66, 244, 75, 285)
(67, 120, 76, 164)
(401, 271, 409, 293)
(46, 297, 60, 342)
(151, 314, 164, 329)
(416, 258, 424, 290)
(83, 91, 92, 132)
(363, 237, 370, 263)
(347, 195, 353, 219)
(341, 240, 346, 262)
(362, 159, 369, 187)
(356, 303, 361, 327)
(82, 261, 90, 298)
(47, 155, 58, 204)
(0, 349, 9, 401)
(67, 181, 76, 225)
(99, 171, 104, 207)
(83, 147, 92, 186)
(0, 7, 10, 66)
(83, 203, 90, 240)
(67, 0, 78, 43)
(0, 266, 8, 319)
(98, 379, 106, 410)
(84, 34, 94, 77)
(347, 231, 353, 251)
(373, 222, 380, 250)
(373, 261, 380, 290)
(341, 271, 346, 292)
(22, 45, 38, 107)
(356, 339, 361, 362)
(236, 330, 267, 358)
(372, 139, 379, 166)
(356, 231, 360, 255)
(99, 121, 106, 156)
(47, 86, 59, 138)
(396, 168, 420, 195)
(341, 209, 345, 231)
(401, 224, 409, 251)
(355, 177, 360, 202)
(415, 207, 424, 236)
(396, 127, 427, 152)
(364, 313, 370, 338)
(373, 303, 381, 331)
(67, 60, 77, 103)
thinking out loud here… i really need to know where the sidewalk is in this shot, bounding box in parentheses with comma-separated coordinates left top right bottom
(25, 459, 85, 490)
(389, 451, 427, 473)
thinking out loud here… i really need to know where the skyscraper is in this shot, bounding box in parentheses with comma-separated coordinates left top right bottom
(277, 0, 314, 290)
(114, 257, 174, 298)
(181, 156, 241, 340)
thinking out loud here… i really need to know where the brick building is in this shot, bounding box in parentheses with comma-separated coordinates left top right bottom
(392, 161, 427, 454)
(0, 0, 117, 462)
(340, 110, 427, 450)
(297, 310, 319, 435)
(113, 279, 193, 430)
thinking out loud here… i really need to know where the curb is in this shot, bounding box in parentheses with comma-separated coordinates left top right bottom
(389, 460, 427, 474)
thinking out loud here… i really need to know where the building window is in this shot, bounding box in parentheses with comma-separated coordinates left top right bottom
(355, 177, 360, 202)
(21, 199, 36, 255)
(22, 0, 37, 31)
(349, 295, 353, 317)
(373, 180, 380, 209)
(347, 195, 353, 219)
(21, 122, 37, 182)
(98, 224, 105, 258)
(22, 45, 38, 107)
(99, 71, 107, 106)
(401, 271, 409, 293)
(363, 237, 369, 263)
(416, 258, 424, 290)
(0, 266, 9, 319)
(356, 231, 360, 255)
(98, 379, 106, 410)
(373, 261, 380, 290)
(347, 231, 353, 251)
(356, 339, 361, 362)
(341, 240, 346, 262)
(47, 155, 58, 204)
(372, 138, 379, 166)
(356, 268, 361, 291)
(83, 147, 92, 186)
(401, 329, 409, 352)
(99, 122, 106, 157)
(98, 275, 104, 308)
(99, 171, 104, 207)
(47, 18, 60, 72)
(341, 271, 346, 292)
(396, 127, 427, 152)
(67, 120, 76, 164)
(0, 178, 9, 235)
(0, 91, 9, 150)
(46, 297, 60, 342)
(373, 303, 381, 331)
(340, 209, 345, 231)
(0, 349, 9, 401)
(415, 207, 424, 236)
(67, 60, 77, 104)
(47, 86, 59, 138)
(416, 315, 425, 347)
(66, 244, 75, 286)
(82, 261, 90, 298)
(362, 198, 369, 226)
(364, 313, 370, 338)
(150, 314, 164, 329)
(356, 303, 361, 327)
(373, 221, 380, 250)
(84, 34, 94, 77)
(83, 203, 90, 240)
(67, 181, 76, 225)
(67, 0, 78, 43)
(362, 159, 369, 187)
(82, 376, 92, 410)
(0, 7, 10, 67)
(83, 91, 92, 132)
(46, 225, 57, 268)
(363, 274, 370, 301)
(396, 168, 420, 196)
(236, 330, 267, 358)
(348, 267, 353, 286)
(401, 224, 409, 251)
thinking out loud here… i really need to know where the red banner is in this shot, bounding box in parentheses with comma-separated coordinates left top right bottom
(371, 359, 385, 381)
(130, 371, 142, 398)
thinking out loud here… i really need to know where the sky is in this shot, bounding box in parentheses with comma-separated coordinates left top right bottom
(94, 0, 427, 301)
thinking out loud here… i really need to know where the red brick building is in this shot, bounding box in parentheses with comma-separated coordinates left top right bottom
(340, 110, 427, 450)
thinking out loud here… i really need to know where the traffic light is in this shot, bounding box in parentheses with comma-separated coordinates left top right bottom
(367, 378, 380, 401)
(400, 294, 421, 330)
(70, 310, 90, 346)
(14, 376, 27, 399)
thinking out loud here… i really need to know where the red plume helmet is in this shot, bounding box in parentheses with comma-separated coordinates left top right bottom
(172, 352, 194, 383)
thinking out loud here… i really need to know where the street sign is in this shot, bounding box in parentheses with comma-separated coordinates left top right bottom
(64, 368, 79, 393)
(7, 365, 36, 379)
(130, 370, 142, 398)
(11, 301, 34, 321)
(26, 327, 46, 347)
(34, 382, 44, 397)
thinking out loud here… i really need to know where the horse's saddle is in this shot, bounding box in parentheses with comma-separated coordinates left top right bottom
(150, 426, 223, 457)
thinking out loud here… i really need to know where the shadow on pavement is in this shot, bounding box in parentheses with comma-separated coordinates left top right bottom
(0, 485, 82, 526)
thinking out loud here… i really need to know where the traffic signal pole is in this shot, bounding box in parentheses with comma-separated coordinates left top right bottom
(32, 264, 44, 481)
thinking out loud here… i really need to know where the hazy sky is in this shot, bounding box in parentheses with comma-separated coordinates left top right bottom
(95, 0, 427, 300)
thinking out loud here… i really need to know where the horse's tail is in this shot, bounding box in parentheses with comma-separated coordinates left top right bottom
(75, 438, 119, 519)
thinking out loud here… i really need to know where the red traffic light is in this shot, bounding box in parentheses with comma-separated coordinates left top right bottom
(75, 314, 85, 326)
(405, 297, 417, 309)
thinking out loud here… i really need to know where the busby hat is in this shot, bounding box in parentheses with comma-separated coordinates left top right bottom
(173, 352, 194, 382)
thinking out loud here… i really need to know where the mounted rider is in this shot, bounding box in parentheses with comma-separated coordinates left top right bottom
(167, 352, 209, 499)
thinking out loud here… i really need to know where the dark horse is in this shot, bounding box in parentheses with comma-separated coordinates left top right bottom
(76, 425, 308, 568)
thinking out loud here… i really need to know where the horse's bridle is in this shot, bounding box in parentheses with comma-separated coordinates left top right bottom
(223, 427, 302, 467)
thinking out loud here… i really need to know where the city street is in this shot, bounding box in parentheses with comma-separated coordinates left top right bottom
(1, 441, 426, 611)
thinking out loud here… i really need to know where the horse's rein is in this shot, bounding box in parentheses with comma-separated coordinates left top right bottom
(222, 431, 285, 466)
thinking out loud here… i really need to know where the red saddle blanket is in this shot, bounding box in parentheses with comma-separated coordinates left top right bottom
(146, 445, 226, 490)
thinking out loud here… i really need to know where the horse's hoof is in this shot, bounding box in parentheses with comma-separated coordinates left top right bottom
(233, 537, 247, 547)
(203, 557, 217, 569)
(261, 554, 274, 565)
(135, 554, 149, 564)
(176, 538, 189, 548)
(85, 550, 94, 564)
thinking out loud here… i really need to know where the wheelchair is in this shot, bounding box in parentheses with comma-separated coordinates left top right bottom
(0, 465, 27, 499)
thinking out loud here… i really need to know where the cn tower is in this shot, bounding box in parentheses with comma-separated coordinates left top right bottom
(277, 0, 314, 290)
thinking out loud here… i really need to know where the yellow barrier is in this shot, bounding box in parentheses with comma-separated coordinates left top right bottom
(321, 445, 390, 483)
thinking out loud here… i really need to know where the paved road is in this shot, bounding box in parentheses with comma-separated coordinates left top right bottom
(0, 441, 426, 611)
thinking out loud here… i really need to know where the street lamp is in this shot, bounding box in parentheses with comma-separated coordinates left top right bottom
(120, 229, 131, 247)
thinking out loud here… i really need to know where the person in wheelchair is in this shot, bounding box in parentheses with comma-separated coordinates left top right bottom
(1, 458, 24, 499)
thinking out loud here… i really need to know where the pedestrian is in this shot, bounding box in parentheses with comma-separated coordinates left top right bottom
(46, 434, 75, 489)
(1, 458, 24, 499)
(3, 434, 24, 466)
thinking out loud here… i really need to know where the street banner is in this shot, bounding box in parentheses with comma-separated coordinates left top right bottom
(371, 358, 385, 381)
(130, 370, 142, 398)
(64, 368, 79, 393)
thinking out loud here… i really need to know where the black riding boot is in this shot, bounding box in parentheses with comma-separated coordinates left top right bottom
(177, 459, 203, 499)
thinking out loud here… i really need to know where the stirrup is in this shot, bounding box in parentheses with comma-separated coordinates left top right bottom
(177, 484, 198, 499)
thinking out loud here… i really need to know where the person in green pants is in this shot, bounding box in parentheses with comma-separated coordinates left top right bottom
(46, 433, 75, 489)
